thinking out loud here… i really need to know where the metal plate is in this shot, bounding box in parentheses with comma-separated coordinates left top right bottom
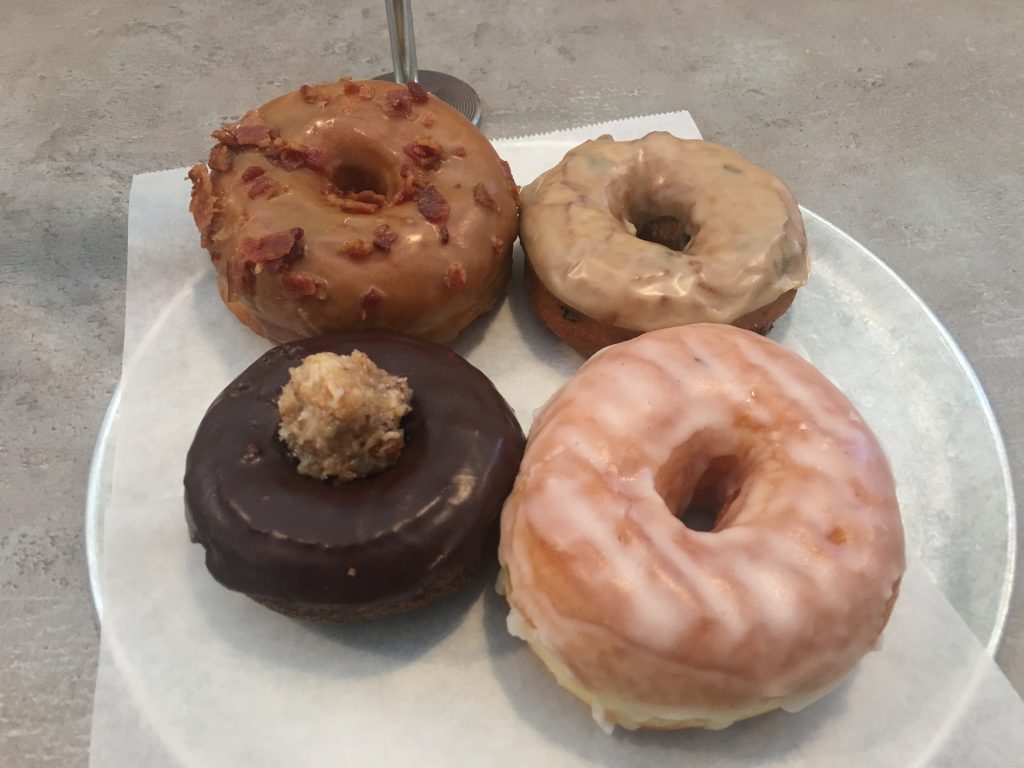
(85, 208, 1016, 651)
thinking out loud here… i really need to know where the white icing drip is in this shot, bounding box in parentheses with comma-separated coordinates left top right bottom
(498, 324, 905, 728)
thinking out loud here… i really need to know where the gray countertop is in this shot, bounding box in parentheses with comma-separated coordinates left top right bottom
(1, 1, 1020, 764)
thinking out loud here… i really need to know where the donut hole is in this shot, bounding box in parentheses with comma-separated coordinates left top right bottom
(635, 215, 692, 251)
(324, 135, 401, 198)
(330, 163, 392, 197)
(660, 454, 742, 533)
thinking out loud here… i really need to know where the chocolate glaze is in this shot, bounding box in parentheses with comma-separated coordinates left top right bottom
(184, 332, 525, 611)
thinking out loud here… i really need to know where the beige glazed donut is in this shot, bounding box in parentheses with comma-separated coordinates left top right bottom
(520, 133, 809, 355)
(188, 78, 519, 343)
(498, 324, 905, 731)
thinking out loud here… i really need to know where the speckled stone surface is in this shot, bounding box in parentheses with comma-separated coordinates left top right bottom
(0, 1, 1020, 764)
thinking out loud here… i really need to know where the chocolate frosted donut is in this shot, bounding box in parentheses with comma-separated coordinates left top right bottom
(184, 332, 525, 621)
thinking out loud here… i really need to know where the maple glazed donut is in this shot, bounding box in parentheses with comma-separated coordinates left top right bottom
(187, 78, 519, 343)
(498, 324, 905, 730)
(520, 133, 809, 355)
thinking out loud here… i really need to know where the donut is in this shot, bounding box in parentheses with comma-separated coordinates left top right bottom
(184, 331, 525, 621)
(186, 78, 520, 344)
(498, 324, 905, 730)
(519, 133, 809, 355)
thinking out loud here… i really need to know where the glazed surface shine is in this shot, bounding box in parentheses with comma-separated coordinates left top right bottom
(520, 134, 808, 331)
(190, 80, 519, 343)
(499, 324, 905, 729)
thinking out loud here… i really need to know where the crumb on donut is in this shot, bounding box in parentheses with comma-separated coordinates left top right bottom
(277, 351, 413, 481)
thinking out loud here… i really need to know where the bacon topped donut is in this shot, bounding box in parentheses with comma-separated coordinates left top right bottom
(187, 78, 519, 343)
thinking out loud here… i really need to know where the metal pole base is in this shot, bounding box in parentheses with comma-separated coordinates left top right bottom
(375, 69, 482, 126)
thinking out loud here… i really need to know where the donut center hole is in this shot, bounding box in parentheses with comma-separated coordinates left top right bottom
(674, 455, 741, 533)
(330, 164, 391, 197)
(635, 215, 691, 251)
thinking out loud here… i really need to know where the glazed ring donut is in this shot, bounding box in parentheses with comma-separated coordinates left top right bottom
(498, 324, 905, 730)
(187, 78, 519, 343)
(185, 331, 525, 621)
(520, 133, 809, 355)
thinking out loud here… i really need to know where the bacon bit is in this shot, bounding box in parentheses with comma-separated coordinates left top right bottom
(268, 139, 326, 174)
(500, 159, 520, 203)
(329, 198, 377, 214)
(402, 135, 445, 170)
(299, 84, 330, 104)
(210, 250, 222, 263)
(453, 146, 466, 158)
(395, 165, 417, 202)
(383, 89, 413, 118)
(241, 165, 265, 182)
(341, 77, 373, 99)
(360, 287, 385, 318)
(407, 81, 429, 104)
(416, 185, 450, 222)
(323, 184, 387, 214)
(473, 183, 498, 211)
(444, 263, 467, 289)
(213, 110, 273, 148)
(373, 224, 398, 252)
(237, 228, 305, 274)
(421, 112, 435, 128)
(187, 164, 215, 231)
(208, 144, 234, 172)
(247, 174, 280, 199)
(281, 271, 319, 297)
(340, 239, 374, 259)
(202, 212, 223, 249)
(439, 224, 450, 245)
(211, 128, 236, 146)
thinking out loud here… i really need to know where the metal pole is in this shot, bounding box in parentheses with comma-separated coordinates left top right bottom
(385, 0, 418, 83)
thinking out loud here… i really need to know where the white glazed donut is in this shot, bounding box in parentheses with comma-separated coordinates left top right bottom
(498, 323, 905, 731)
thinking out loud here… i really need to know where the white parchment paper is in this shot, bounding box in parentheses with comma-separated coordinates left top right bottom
(91, 113, 1023, 767)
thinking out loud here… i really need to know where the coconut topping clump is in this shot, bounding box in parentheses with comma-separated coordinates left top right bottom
(277, 351, 413, 481)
